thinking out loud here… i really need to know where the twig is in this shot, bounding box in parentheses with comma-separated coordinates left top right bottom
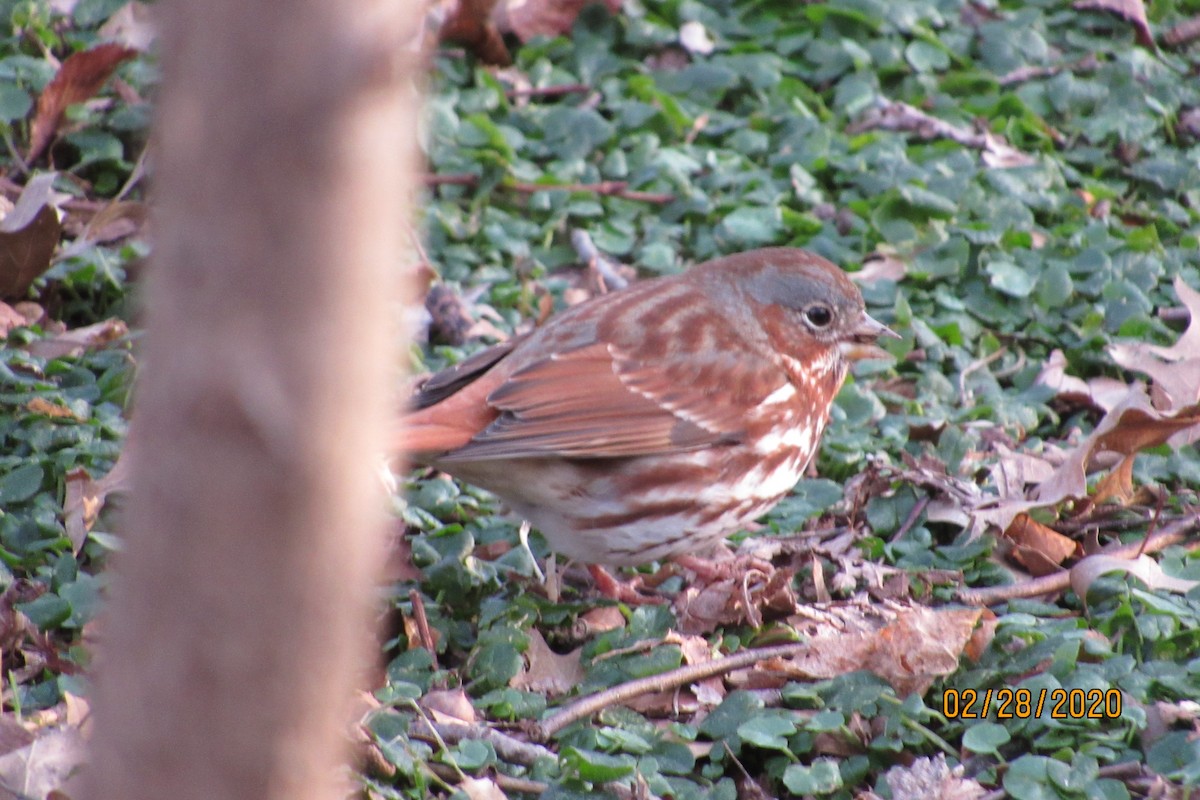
(113, 145, 148, 203)
(423, 173, 675, 204)
(1, 126, 30, 177)
(1055, 508, 1154, 533)
(998, 54, 1098, 86)
(504, 83, 589, 99)
(408, 589, 439, 670)
(571, 229, 629, 291)
(957, 513, 1200, 606)
(1164, 15, 1200, 47)
(410, 718, 555, 766)
(958, 346, 1008, 406)
(426, 765, 550, 796)
(847, 98, 1034, 167)
(891, 495, 930, 542)
(1158, 305, 1192, 324)
(406, 700, 468, 784)
(535, 642, 810, 740)
(1139, 491, 1167, 557)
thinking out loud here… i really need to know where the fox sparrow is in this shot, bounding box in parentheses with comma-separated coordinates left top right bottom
(399, 247, 897, 569)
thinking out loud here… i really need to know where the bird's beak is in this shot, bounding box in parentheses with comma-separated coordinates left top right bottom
(840, 311, 900, 361)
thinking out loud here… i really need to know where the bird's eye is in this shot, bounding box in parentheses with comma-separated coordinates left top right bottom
(804, 304, 834, 328)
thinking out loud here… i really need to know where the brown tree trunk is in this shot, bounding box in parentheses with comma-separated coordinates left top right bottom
(83, 1, 419, 798)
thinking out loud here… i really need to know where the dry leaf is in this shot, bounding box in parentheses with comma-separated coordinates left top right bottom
(988, 445, 1057, 499)
(1109, 278, 1200, 413)
(0, 718, 34, 759)
(884, 754, 987, 800)
(673, 565, 799, 635)
(1034, 393, 1200, 507)
(437, 0, 510, 64)
(962, 609, 998, 662)
(460, 777, 507, 800)
(665, 630, 725, 706)
(0, 301, 42, 336)
(852, 251, 908, 285)
(63, 469, 101, 553)
(572, 606, 625, 637)
(1036, 348, 1132, 412)
(1074, 0, 1155, 49)
(62, 455, 129, 554)
(422, 688, 477, 724)
(61, 693, 89, 734)
(28, 43, 138, 162)
(494, 0, 622, 43)
(0, 174, 63, 299)
(97, 2, 157, 51)
(0, 726, 87, 800)
(1006, 513, 1077, 576)
(62, 200, 148, 245)
(772, 605, 984, 697)
(1070, 554, 1199, 608)
(25, 317, 128, 360)
(973, 393, 1200, 534)
(510, 628, 584, 696)
(24, 397, 79, 420)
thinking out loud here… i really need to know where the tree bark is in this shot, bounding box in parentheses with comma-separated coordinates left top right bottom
(83, 1, 419, 798)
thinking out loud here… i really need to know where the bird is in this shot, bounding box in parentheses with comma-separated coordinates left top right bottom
(397, 247, 898, 590)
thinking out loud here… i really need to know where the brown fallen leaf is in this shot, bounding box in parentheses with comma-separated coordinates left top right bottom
(62, 454, 130, 554)
(510, 628, 584, 697)
(422, 688, 478, 724)
(1034, 393, 1200, 508)
(61, 199, 149, 245)
(97, 2, 157, 51)
(1070, 554, 1199, 608)
(63, 469, 100, 554)
(770, 605, 984, 697)
(25, 317, 129, 360)
(0, 173, 63, 299)
(1006, 513, 1077, 576)
(962, 609, 998, 662)
(435, 0, 510, 65)
(0, 716, 35, 759)
(27, 43, 138, 163)
(1074, 0, 1155, 49)
(0, 300, 39, 335)
(1109, 277, 1200, 414)
(673, 565, 799, 635)
(572, 606, 625, 638)
(988, 445, 1058, 499)
(24, 397, 80, 420)
(0, 726, 88, 800)
(665, 630, 725, 706)
(493, 0, 622, 43)
(972, 394, 1200, 534)
(852, 250, 908, 285)
(1036, 348, 1132, 413)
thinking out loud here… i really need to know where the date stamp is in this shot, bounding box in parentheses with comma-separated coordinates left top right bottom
(943, 688, 1122, 720)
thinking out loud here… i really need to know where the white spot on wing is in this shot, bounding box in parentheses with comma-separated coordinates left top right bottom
(760, 383, 797, 406)
(754, 420, 814, 456)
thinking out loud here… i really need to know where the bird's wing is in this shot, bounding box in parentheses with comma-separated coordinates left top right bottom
(411, 334, 528, 410)
(436, 341, 788, 461)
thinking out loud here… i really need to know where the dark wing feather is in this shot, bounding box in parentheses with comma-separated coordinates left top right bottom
(412, 334, 528, 410)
